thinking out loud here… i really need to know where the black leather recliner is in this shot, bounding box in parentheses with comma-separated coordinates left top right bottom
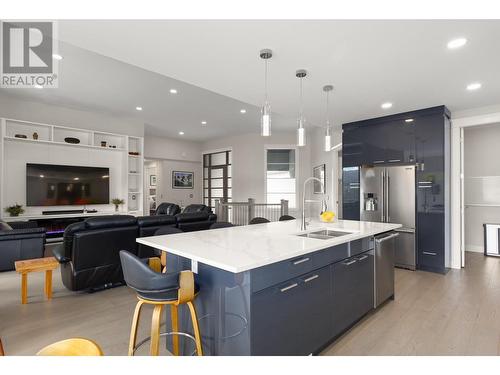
(0, 220, 46, 271)
(175, 204, 217, 232)
(52, 215, 139, 291)
(155, 202, 181, 216)
(137, 215, 177, 258)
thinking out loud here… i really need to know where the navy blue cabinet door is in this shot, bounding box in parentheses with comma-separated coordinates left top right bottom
(251, 266, 332, 355)
(332, 251, 374, 338)
(415, 113, 446, 272)
(342, 167, 360, 220)
(342, 127, 364, 167)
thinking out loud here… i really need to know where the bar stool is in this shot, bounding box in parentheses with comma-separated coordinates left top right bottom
(249, 217, 270, 224)
(120, 250, 203, 356)
(210, 222, 234, 229)
(279, 215, 295, 221)
(36, 338, 103, 356)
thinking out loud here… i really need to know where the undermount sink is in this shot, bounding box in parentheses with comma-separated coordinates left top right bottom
(297, 229, 354, 240)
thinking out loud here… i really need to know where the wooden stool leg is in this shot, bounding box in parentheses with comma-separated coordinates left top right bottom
(170, 305, 179, 356)
(150, 304, 164, 356)
(161, 252, 167, 273)
(45, 270, 53, 299)
(21, 273, 28, 304)
(128, 300, 144, 356)
(187, 301, 203, 356)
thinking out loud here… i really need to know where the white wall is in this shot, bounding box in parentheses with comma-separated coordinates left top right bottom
(144, 135, 203, 209)
(309, 126, 342, 215)
(202, 132, 312, 216)
(0, 93, 144, 136)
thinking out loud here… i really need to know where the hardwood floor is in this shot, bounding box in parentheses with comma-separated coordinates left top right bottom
(323, 252, 500, 355)
(1, 252, 499, 355)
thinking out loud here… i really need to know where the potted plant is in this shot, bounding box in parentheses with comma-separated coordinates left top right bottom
(111, 198, 125, 212)
(5, 203, 25, 217)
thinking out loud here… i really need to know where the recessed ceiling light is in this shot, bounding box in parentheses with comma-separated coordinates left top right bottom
(201, 121, 207, 125)
(447, 38, 467, 49)
(52, 53, 63, 60)
(73, 177, 80, 181)
(466, 82, 482, 91)
(405, 118, 414, 123)
(381, 102, 393, 109)
(135, 106, 143, 111)
(34, 84, 43, 89)
(240, 109, 247, 114)
(170, 89, 178, 94)
(178, 131, 185, 135)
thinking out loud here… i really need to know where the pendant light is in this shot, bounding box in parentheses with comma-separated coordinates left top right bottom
(323, 85, 333, 152)
(296, 69, 307, 147)
(260, 49, 272, 137)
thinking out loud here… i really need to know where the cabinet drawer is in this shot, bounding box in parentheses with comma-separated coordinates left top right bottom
(251, 266, 332, 355)
(349, 237, 374, 256)
(251, 254, 316, 293)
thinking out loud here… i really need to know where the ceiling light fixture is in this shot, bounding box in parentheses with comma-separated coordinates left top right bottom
(240, 109, 247, 114)
(52, 53, 63, 60)
(170, 89, 178, 94)
(447, 38, 467, 49)
(296, 69, 307, 147)
(259, 49, 273, 137)
(405, 118, 414, 123)
(466, 82, 482, 91)
(135, 106, 143, 111)
(323, 85, 334, 152)
(381, 102, 393, 109)
(178, 131, 185, 135)
(201, 121, 207, 125)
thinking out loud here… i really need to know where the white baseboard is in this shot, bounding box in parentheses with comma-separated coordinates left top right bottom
(465, 245, 484, 253)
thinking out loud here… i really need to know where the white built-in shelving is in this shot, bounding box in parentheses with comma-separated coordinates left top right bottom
(0, 118, 144, 218)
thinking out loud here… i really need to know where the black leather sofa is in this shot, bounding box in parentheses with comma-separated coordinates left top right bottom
(175, 204, 217, 232)
(52, 209, 217, 292)
(155, 202, 181, 216)
(0, 220, 46, 271)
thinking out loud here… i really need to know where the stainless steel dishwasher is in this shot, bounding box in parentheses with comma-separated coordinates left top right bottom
(374, 232, 399, 308)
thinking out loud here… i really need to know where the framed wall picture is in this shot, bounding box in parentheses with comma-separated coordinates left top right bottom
(172, 171, 194, 189)
(150, 175, 157, 186)
(313, 164, 326, 194)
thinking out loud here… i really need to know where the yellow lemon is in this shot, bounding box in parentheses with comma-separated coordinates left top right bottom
(320, 211, 335, 222)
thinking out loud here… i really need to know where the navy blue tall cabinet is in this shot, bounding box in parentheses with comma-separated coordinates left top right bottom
(341, 106, 451, 273)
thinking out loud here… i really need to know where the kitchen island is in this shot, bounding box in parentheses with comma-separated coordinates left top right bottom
(137, 219, 401, 355)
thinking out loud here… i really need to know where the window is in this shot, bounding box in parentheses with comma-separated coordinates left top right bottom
(203, 150, 232, 210)
(266, 148, 296, 208)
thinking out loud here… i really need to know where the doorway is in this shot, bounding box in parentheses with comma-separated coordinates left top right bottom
(462, 123, 500, 257)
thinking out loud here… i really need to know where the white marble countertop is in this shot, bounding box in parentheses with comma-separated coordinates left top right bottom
(136, 219, 401, 273)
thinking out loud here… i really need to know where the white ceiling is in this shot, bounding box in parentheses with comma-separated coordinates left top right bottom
(3, 20, 500, 141)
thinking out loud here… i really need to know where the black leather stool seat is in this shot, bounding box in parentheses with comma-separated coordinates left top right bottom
(137, 283, 200, 302)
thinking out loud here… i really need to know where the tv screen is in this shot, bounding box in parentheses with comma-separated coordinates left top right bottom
(26, 164, 110, 206)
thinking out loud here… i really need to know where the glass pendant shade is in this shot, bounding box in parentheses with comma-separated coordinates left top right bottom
(261, 101, 271, 136)
(324, 126, 331, 152)
(297, 117, 306, 147)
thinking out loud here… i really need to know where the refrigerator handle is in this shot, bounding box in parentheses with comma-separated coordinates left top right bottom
(380, 170, 385, 222)
(387, 174, 390, 222)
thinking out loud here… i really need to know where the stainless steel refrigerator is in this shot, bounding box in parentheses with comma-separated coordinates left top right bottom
(360, 165, 416, 270)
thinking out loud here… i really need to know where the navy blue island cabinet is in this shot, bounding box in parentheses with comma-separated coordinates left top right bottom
(165, 237, 378, 355)
(341, 106, 451, 274)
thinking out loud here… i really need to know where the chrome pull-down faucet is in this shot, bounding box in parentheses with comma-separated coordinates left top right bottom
(301, 177, 328, 231)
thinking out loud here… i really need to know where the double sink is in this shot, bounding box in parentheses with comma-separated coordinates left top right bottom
(297, 229, 356, 240)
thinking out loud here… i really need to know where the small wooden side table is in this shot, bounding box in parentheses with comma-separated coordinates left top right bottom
(14, 257, 59, 304)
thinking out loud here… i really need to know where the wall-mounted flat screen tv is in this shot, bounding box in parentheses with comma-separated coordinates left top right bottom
(26, 163, 110, 206)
